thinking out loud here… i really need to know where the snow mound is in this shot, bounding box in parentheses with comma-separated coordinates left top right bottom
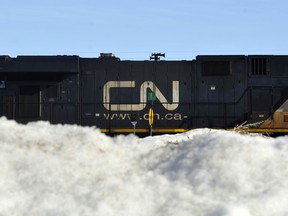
(0, 117, 288, 216)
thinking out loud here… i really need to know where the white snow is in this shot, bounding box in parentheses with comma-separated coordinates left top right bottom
(0, 117, 288, 216)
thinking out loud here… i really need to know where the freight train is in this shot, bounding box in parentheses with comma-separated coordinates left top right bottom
(1, 53, 288, 134)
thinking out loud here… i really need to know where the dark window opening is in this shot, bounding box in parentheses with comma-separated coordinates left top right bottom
(251, 58, 269, 75)
(284, 115, 288, 122)
(44, 85, 57, 100)
(18, 86, 40, 118)
(202, 61, 231, 76)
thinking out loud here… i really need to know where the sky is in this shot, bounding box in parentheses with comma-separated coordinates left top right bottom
(1, 0, 288, 60)
(1, 117, 288, 215)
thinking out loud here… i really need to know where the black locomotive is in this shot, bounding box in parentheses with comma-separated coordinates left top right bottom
(1, 53, 288, 134)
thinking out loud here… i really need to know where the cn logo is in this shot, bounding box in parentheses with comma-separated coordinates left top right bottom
(103, 81, 179, 111)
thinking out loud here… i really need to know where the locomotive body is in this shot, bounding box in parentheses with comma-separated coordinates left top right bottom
(1, 54, 288, 134)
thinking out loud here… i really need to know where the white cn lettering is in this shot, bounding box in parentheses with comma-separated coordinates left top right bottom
(103, 81, 179, 111)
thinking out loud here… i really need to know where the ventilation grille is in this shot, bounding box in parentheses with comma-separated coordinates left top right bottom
(250, 58, 269, 75)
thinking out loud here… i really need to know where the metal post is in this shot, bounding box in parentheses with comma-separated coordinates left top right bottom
(131, 121, 137, 135)
(130, 113, 138, 135)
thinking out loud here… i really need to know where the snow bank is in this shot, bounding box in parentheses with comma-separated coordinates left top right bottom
(0, 117, 288, 216)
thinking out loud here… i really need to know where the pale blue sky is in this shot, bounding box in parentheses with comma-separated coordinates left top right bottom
(1, 0, 287, 60)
